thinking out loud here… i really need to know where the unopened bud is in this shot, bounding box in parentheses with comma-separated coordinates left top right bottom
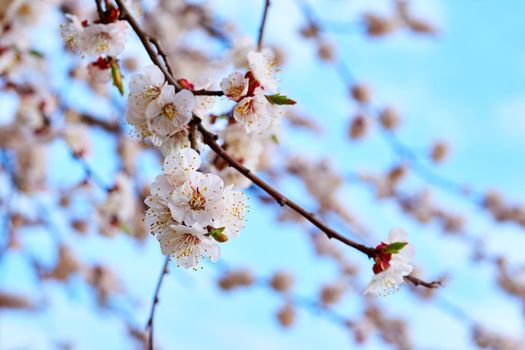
(299, 23, 320, 38)
(379, 106, 401, 130)
(71, 219, 88, 235)
(317, 41, 335, 62)
(218, 269, 254, 291)
(351, 84, 371, 104)
(276, 303, 295, 328)
(430, 141, 448, 163)
(387, 165, 406, 185)
(349, 114, 368, 140)
(320, 282, 344, 305)
(270, 271, 294, 293)
(209, 227, 228, 243)
(364, 14, 396, 36)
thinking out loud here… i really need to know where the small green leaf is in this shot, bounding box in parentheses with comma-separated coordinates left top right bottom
(119, 223, 130, 235)
(28, 49, 44, 58)
(210, 227, 228, 242)
(271, 134, 279, 144)
(385, 241, 408, 254)
(266, 93, 297, 105)
(111, 60, 125, 95)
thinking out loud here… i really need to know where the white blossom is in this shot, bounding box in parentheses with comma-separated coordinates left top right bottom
(145, 148, 201, 236)
(158, 224, 220, 269)
(61, 15, 128, 57)
(145, 85, 195, 145)
(87, 61, 112, 83)
(214, 190, 248, 238)
(127, 65, 166, 140)
(193, 77, 216, 118)
(365, 228, 415, 297)
(64, 123, 91, 157)
(233, 91, 274, 133)
(248, 48, 279, 93)
(169, 171, 226, 226)
(220, 71, 249, 102)
(96, 173, 136, 237)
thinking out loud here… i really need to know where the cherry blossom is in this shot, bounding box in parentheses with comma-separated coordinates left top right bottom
(247, 49, 279, 93)
(233, 91, 274, 133)
(96, 173, 136, 237)
(157, 224, 220, 269)
(220, 72, 249, 102)
(169, 171, 226, 226)
(365, 228, 415, 297)
(145, 85, 195, 145)
(61, 15, 128, 57)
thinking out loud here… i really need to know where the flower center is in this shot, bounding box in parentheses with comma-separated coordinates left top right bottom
(142, 86, 161, 100)
(162, 103, 178, 120)
(189, 187, 206, 211)
(237, 99, 256, 117)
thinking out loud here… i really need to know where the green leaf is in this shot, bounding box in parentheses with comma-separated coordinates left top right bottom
(28, 49, 44, 58)
(271, 134, 279, 144)
(385, 241, 408, 254)
(111, 60, 125, 96)
(266, 93, 297, 105)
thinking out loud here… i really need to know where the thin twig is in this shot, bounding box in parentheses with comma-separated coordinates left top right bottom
(146, 256, 170, 350)
(147, 35, 174, 77)
(257, 0, 271, 50)
(197, 120, 376, 257)
(115, 0, 180, 90)
(94, 0, 105, 21)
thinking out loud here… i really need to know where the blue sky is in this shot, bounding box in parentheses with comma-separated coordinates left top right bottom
(1, 0, 525, 349)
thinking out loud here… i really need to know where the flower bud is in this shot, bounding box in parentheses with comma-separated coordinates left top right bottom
(270, 271, 294, 293)
(276, 303, 295, 328)
(320, 282, 344, 305)
(430, 141, 448, 163)
(349, 114, 368, 140)
(350, 84, 371, 104)
(379, 106, 401, 130)
(364, 14, 396, 36)
(317, 41, 335, 62)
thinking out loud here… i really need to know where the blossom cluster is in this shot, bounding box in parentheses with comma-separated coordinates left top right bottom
(60, 5, 128, 84)
(56, 4, 418, 292)
(144, 148, 247, 269)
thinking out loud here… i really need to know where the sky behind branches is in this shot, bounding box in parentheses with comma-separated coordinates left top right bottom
(1, 0, 525, 349)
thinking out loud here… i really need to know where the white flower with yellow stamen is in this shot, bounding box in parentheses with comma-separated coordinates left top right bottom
(145, 85, 195, 144)
(158, 224, 220, 269)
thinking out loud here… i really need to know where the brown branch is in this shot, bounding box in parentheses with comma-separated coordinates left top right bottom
(114, 0, 181, 91)
(196, 119, 376, 258)
(188, 119, 200, 153)
(257, 0, 271, 50)
(111, 0, 440, 290)
(94, 0, 105, 21)
(147, 35, 174, 78)
(79, 113, 120, 133)
(405, 275, 442, 288)
(146, 256, 170, 350)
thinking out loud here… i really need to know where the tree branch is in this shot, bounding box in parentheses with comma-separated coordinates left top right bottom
(257, 0, 271, 50)
(146, 256, 170, 350)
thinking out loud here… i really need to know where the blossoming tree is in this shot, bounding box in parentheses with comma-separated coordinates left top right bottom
(1, 0, 524, 349)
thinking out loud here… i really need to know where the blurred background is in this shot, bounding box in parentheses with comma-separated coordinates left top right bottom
(1, 0, 525, 349)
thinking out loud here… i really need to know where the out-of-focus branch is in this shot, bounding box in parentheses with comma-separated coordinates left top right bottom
(145, 256, 170, 350)
(257, 0, 271, 50)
